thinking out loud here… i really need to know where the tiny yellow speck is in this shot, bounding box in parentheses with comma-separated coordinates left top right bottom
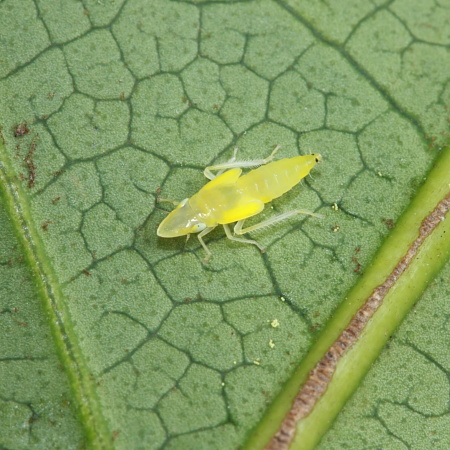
(332, 225, 340, 232)
(378, 171, 383, 177)
(253, 359, 261, 365)
(271, 319, 280, 328)
(233, 360, 237, 365)
(332, 202, 339, 211)
(221, 382, 225, 386)
(269, 339, 275, 348)
(280, 296, 285, 302)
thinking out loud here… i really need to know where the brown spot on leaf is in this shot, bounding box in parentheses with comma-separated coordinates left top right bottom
(42, 220, 53, 232)
(382, 218, 395, 230)
(13, 122, 29, 137)
(23, 136, 38, 188)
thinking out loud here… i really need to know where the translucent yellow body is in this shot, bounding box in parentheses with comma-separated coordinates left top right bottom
(157, 149, 322, 262)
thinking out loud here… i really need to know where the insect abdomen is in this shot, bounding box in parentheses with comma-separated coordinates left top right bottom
(236, 154, 320, 203)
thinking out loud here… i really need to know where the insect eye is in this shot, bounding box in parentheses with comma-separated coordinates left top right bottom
(192, 223, 206, 233)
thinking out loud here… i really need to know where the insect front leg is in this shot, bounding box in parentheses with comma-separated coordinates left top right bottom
(197, 226, 216, 263)
(223, 224, 266, 253)
(204, 145, 282, 180)
(234, 209, 324, 235)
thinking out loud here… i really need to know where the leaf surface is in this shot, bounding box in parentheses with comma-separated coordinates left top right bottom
(0, 0, 449, 448)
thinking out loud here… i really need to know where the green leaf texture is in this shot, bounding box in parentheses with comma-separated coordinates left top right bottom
(0, 0, 449, 448)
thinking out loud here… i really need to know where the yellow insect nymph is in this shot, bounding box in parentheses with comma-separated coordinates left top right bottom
(157, 146, 322, 262)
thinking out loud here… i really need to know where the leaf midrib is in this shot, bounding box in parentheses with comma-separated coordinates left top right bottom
(0, 138, 110, 448)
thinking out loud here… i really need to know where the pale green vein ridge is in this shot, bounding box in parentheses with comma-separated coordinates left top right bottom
(245, 145, 450, 450)
(0, 137, 110, 449)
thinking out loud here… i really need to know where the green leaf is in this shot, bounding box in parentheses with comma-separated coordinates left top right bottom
(0, 1, 449, 449)
(247, 146, 450, 449)
(0, 190, 87, 448)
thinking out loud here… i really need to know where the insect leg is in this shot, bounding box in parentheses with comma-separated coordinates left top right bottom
(223, 224, 266, 253)
(234, 209, 324, 235)
(204, 145, 282, 180)
(204, 147, 239, 180)
(157, 198, 179, 206)
(197, 226, 216, 263)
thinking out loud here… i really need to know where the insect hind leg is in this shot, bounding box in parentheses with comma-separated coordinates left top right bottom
(234, 209, 324, 235)
(223, 224, 266, 253)
(204, 145, 282, 180)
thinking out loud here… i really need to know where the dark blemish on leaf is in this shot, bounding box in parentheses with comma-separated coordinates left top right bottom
(42, 220, 53, 232)
(352, 247, 362, 273)
(382, 218, 395, 230)
(267, 191, 450, 450)
(119, 92, 125, 100)
(14, 142, 22, 159)
(52, 197, 61, 204)
(83, 269, 91, 276)
(13, 122, 29, 137)
(331, 225, 340, 232)
(352, 256, 361, 273)
(28, 411, 39, 426)
(24, 136, 38, 188)
(428, 135, 437, 150)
